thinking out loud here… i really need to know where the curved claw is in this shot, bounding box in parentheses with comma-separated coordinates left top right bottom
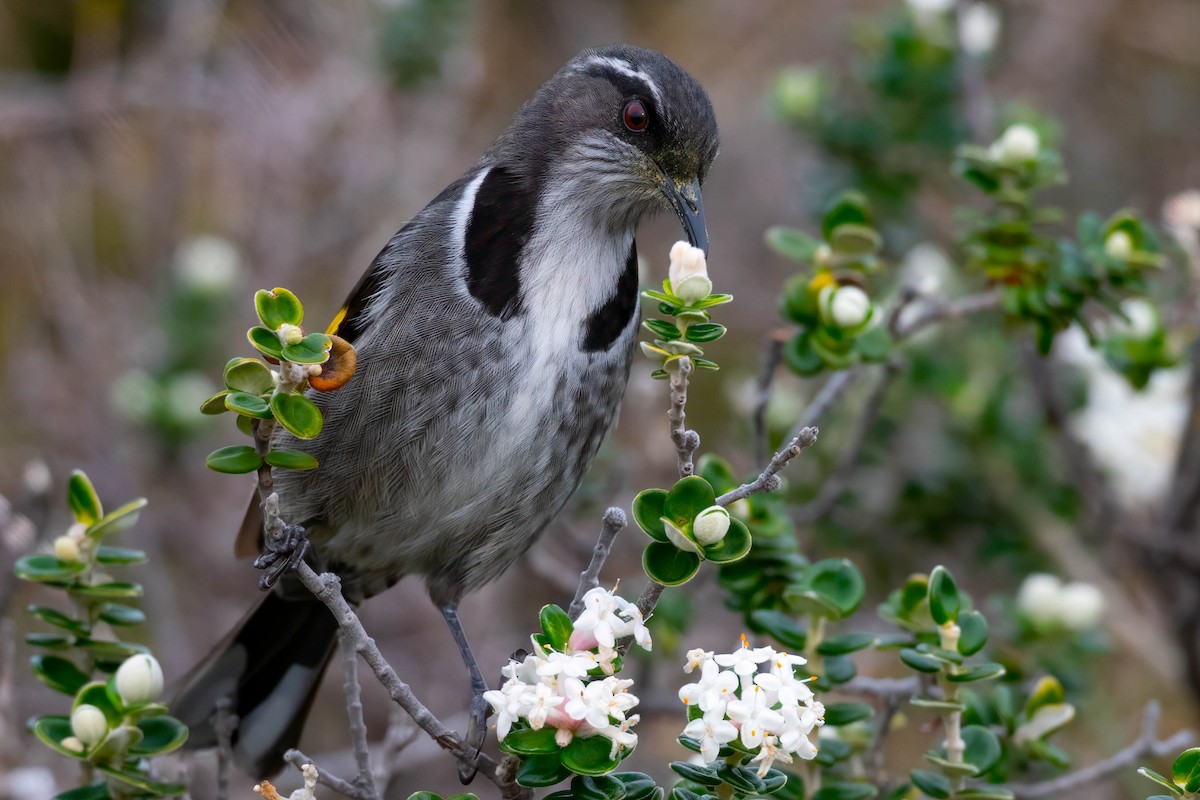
(457, 692, 489, 784)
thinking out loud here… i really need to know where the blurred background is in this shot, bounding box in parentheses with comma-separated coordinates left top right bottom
(2, 0, 1200, 797)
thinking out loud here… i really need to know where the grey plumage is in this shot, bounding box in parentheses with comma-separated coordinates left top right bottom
(176, 43, 718, 776)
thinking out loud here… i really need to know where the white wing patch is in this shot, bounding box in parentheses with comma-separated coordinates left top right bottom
(583, 55, 664, 109)
(452, 167, 492, 270)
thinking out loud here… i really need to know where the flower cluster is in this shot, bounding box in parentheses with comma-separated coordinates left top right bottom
(484, 588, 651, 759)
(1016, 573, 1106, 633)
(679, 640, 824, 777)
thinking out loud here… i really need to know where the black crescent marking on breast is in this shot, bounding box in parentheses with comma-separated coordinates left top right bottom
(465, 166, 532, 319)
(581, 239, 639, 352)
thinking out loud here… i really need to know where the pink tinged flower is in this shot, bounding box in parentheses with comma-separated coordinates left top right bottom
(555, 727, 575, 748)
(750, 735, 794, 777)
(727, 686, 786, 749)
(682, 716, 739, 762)
(574, 589, 626, 648)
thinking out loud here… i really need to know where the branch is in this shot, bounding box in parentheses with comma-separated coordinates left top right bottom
(796, 362, 899, 523)
(338, 629, 378, 800)
(716, 427, 820, 507)
(893, 289, 1002, 339)
(1008, 702, 1193, 799)
(837, 675, 923, 701)
(285, 750, 373, 800)
(568, 507, 627, 620)
(785, 368, 860, 445)
(668, 357, 700, 478)
(753, 330, 789, 467)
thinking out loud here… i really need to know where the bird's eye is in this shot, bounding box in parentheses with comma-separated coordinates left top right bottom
(623, 99, 649, 132)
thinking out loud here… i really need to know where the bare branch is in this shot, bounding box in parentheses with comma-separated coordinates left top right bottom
(837, 675, 923, 701)
(754, 330, 789, 467)
(338, 629, 379, 800)
(569, 507, 628, 620)
(285, 750, 373, 800)
(893, 289, 1002, 339)
(668, 357, 699, 477)
(796, 362, 899, 523)
(1008, 702, 1193, 799)
(716, 427, 820, 507)
(786, 368, 860, 444)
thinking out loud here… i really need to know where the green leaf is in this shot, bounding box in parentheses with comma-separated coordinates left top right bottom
(1138, 768, 1184, 796)
(206, 445, 263, 474)
(854, 323, 891, 361)
(716, 765, 766, 795)
(247, 326, 284, 359)
(95, 764, 186, 796)
(1174, 748, 1200, 792)
(825, 654, 857, 684)
(632, 489, 669, 541)
(962, 725, 1002, 773)
(571, 775, 629, 800)
(663, 476, 717, 526)
(701, 518, 752, 564)
(503, 726, 562, 756)
(810, 783, 877, 800)
(945, 663, 1006, 683)
(271, 392, 324, 439)
(33, 715, 86, 759)
(821, 191, 872, 240)
(898, 575, 929, 617)
(957, 610, 988, 656)
(692, 357, 719, 370)
(670, 762, 722, 787)
(84, 498, 147, 540)
(787, 559, 865, 620)
(643, 319, 681, 340)
(785, 332, 825, 376)
(748, 609, 807, 650)
(824, 703, 873, 726)
(642, 543, 701, 586)
(829, 223, 881, 255)
(613, 772, 658, 800)
(236, 413, 257, 437)
(693, 293, 733, 309)
(15, 554, 87, 583)
(98, 603, 145, 627)
(128, 716, 188, 756)
(562, 734, 622, 776)
(684, 323, 726, 343)
(67, 470, 103, 525)
(73, 682, 121, 723)
(27, 605, 88, 635)
(910, 698, 966, 713)
(26, 632, 72, 649)
(928, 566, 960, 625)
(255, 288, 286, 329)
(74, 638, 147, 664)
(540, 604, 573, 650)
(265, 449, 319, 471)
(766, 226, 819, 261)
(908, 769, 951, 799)
(95, 546, 147, 565)
(1024, 676, 1066, 717)
(32, 655, 89, 695)
(900, 648, 942, 673)
(282, 332, 332, 364)
(954, 790, 1015, 800)
(200, 390, 232, 415)
(68, 582, 143, 599)
(271, 287, 304, 326)
(54, 783, 112, 800)
(923, 754, 978, 778)
(817, 632, 877, 656)
(225, 391, 272, 419)
(224, 358, 275, 394)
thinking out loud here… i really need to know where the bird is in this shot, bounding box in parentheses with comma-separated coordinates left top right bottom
(174, 43, 719, 779)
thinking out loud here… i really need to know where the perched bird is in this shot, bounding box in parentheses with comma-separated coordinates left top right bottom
(175, 44, 719, 777)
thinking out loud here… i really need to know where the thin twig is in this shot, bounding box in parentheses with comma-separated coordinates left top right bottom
(796, 362, 900, 523)
(753, 330, 789, 467)
(338, 629, 379, 800)
(785, 369, 860, 445)
(568, 507, 628, 620)
(668, 357, 699, 477)
(837, 675, 923, 701)
(893, 289, 1002, 339)
(285, 750, 373, 800)
(214, 697, 237, 800)
(635, 581, 666, 620)
(716, 427, 820, 507)
(1007, 702, 1193, 799)
(372, 706, 420, 794)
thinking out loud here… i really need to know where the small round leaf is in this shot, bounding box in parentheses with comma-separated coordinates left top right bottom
(642, 542, 701, 586)
(206, 445, 263, 474)
(265, 449, 319, 471)
(271, 392, 324, 439)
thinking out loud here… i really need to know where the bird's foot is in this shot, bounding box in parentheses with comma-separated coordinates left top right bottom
(457, 691, 490, 784)
(252, 522, 310, 590)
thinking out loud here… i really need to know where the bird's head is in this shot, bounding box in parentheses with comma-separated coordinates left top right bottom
(495, 45, 719, 253)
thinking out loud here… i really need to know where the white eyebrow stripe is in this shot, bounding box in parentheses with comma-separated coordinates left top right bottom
(582, 55, 664, 109)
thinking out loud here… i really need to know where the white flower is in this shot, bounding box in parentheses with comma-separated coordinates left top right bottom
(54, 536, 81, 563)
(70, 705, 108, 746)
(679, 659, 739, 718)
(598, 714, 641, 760)
(682, 714, 739, 762)
(728, 685, 786, 749)
(115, 654, 164, 706)
(574, 588, 626, 649)
(1016, 573, 1064, 629)
(278, 324, 304, 345)
(750, 735, 794, 777)
(1058, 582, 1105, 631)
(175, 235, 241, 294)
(524, 682, 564, 730)
(537, 651, 592, 680)
(484, 680, 531, 741)
(502, 654, 541, 685)
(1105, 230, 1134, 259)
(620, 605, 653, 652)
(693, 506, 731, 546)
(684, 648, 714, 673)
(989, 124, 1040, 165)
(958, 3, 1000, 57)
(668, 241, 712, 304)
(906, 0, 955, 13)
(825, 286, 872, 329)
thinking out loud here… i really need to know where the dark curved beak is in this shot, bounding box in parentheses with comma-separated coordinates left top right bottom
(659, 175, 709, 256)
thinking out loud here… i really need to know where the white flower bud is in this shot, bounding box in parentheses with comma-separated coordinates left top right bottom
(668, 241, 712, 305)
(70, 705, 108, 746)
(308, 364, 323, 377)
(959, 3, 1000, 57)
(1016, 573, 1062, 629)
(989, 124, 1040, 165)
(1058, 582, 1105, 631)
(826, 286, 872, 329)
(60, 736, 85, 753)
(813, 244, 834, 268)
(278, 324, 304, 345)
(693, 506, 731, 546)
(1104, 230, 1133, 259)
(54, 536, 81, 563)
(115, 654, 164, 706)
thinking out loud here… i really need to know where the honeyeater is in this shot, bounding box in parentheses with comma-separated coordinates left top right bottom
(175, 44, 719, 778)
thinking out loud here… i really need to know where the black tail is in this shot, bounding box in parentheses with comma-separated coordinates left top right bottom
(173, 588, 339, 777)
